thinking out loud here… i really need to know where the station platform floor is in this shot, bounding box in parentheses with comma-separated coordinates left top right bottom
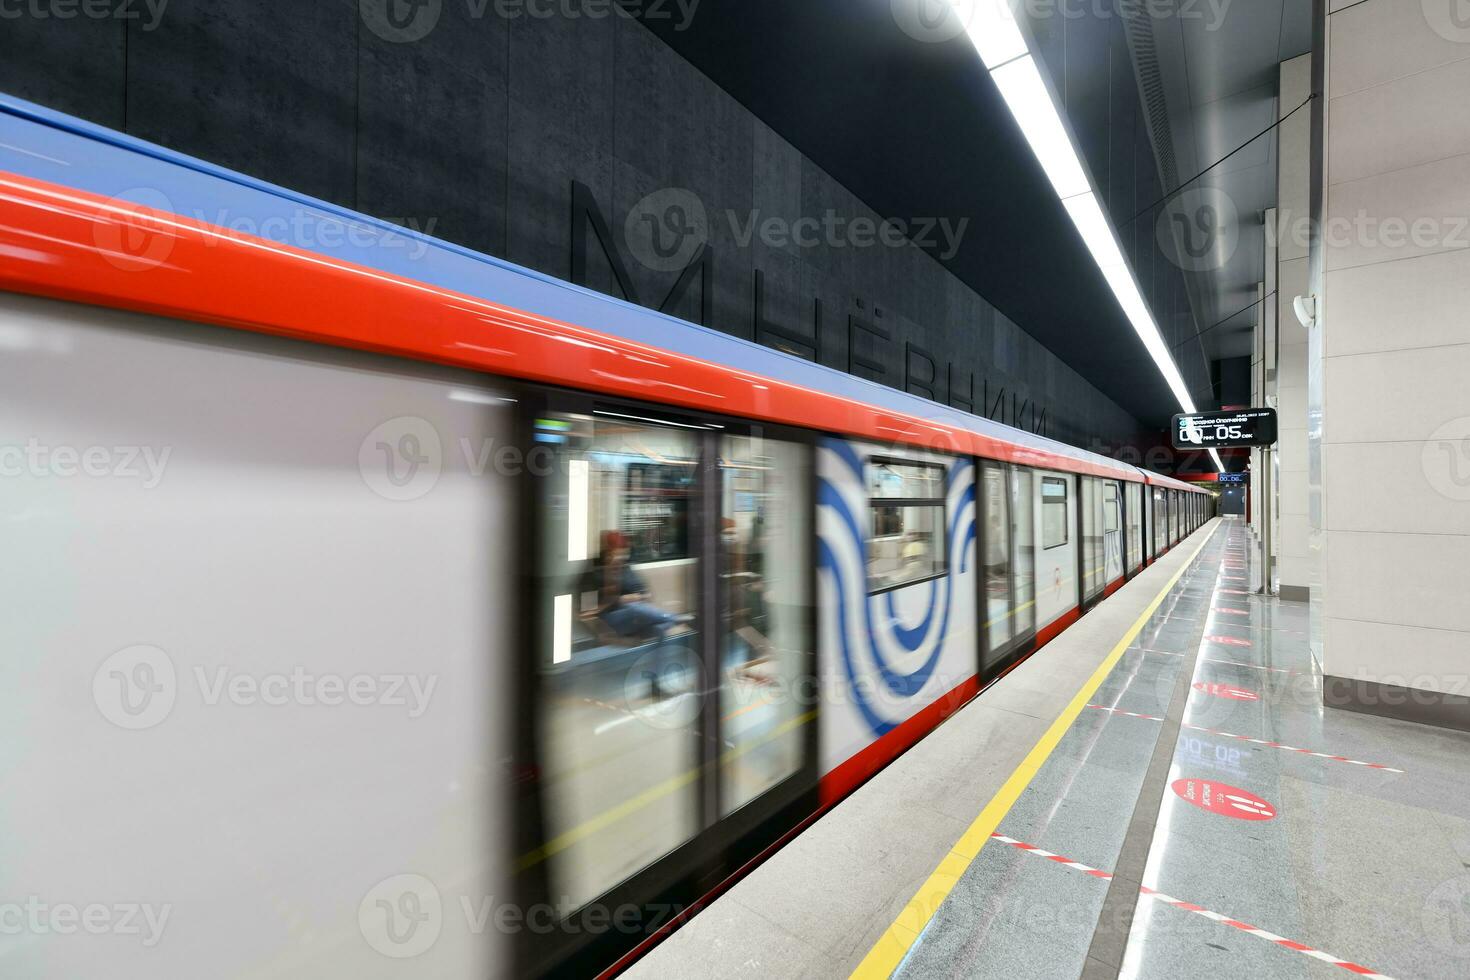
(628, 517, 1470, 980)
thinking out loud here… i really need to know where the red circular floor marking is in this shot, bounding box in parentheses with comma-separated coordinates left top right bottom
(1207, 635, 1253, 647)
(1172, 779, 1277, 821)
(1193, 681, 1260, 702)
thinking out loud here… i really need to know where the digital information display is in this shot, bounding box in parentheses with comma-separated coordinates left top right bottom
(1172, 409, 1279, 450)
(1217, 473, 1248, 485)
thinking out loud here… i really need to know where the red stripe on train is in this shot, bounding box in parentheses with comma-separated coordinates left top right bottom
(0, 170, 1206, 486)
(1033, 607, 1082, 651)
(819, 673, 982, 806)
(816, 603, 1082, 806)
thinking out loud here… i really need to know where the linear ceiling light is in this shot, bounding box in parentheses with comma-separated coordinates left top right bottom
(959, 0, 1029, 70)
(954, 1, 1220, 470)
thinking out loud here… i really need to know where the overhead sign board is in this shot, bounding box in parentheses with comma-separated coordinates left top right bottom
(1171, 409, 1278, 450)
(1217, 473, 1247, 485)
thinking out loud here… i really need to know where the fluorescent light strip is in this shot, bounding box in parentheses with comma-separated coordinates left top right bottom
(962, 0, 1029, 70)
(567, 458, 589, 563)
(956, 1, 1204, 435)
(989, 57, 1091, 200)
(553, 593, 573, 665)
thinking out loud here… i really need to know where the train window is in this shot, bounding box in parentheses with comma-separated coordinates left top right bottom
(981, 463, 1012, 654)
(623, 461, 693, 562)
(1081, 478, 1102, 597)
(868, 459, 943, 500)
(535, 410, 702, 911)
(866, 458, 946, 592)
(1011, 468, 1036, 637)
(720, 433, 811, 815)
(1103, 481, 1122, 582)
(1153, 489, 1166, 554)
(1041, 477, 1069, 550)
(1125, 483, 1143, 573)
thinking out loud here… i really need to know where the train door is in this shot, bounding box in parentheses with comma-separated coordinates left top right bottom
(1153, 488, 1167, 556)
(1010, 467, 1037, 643)
(1125, 482, 1143, 574)
(1080, 477, 1104, 608)
(522, 392, 817, 975)
(1033, 472, 1078, 631)
(1103, 481, 1124, 585)
(1139, 483, 1150, 565)
(980, 461, 1018, 676)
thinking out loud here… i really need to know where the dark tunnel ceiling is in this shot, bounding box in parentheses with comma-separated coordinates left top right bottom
(638, 0, 1200, 429)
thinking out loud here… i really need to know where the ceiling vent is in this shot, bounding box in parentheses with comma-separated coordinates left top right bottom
(1118, 0, 1180, 193)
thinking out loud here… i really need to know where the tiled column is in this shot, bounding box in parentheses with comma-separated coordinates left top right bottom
(1316, 0, 1470, 728)
(1276, 55, 1313, 602)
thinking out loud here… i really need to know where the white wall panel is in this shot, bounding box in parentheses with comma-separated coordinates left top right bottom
(1324, 151, 1470, 272)
(1329, 0, 1470, 96)
(1325, 530, 1470, 633)
(1321, 0, 1470, 697)
(1329, 55, 1470, 183)
(1324, 344, 1470, 444)
(1323, 246, 1470, 357)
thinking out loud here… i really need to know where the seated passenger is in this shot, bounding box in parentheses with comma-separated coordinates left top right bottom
(584, 531, 689, 644)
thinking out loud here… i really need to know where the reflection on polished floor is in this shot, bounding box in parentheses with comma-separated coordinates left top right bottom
(895, 518, 1470, 980)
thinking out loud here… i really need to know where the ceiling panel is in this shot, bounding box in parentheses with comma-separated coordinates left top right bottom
(635, 0, 1312, 424)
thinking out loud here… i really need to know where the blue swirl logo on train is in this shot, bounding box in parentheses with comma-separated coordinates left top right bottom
(818, 438, 975, 737)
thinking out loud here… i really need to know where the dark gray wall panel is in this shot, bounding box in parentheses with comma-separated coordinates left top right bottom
(2, 0, 1149, 452)
(357, 41, 508, 259)
(126, 0, 357, 207)
(356, 2, 509, 258)
(0, 2, 125, 127)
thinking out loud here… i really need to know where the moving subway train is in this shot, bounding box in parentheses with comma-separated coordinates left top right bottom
(0, 97, 1211, 978)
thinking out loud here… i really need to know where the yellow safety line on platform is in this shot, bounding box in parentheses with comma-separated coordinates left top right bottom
(850, 520, 1221, 979)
